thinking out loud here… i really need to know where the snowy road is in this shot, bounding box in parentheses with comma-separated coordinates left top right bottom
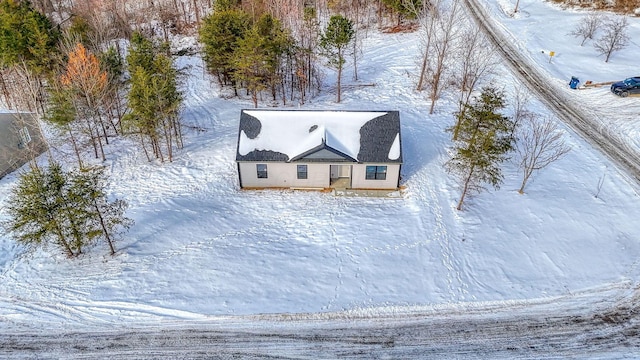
(2, 286, 639, 358)
(463, 0, 640, 186)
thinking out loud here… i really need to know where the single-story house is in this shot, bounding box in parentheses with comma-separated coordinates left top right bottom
(0, 112, 48, 179)
(235, 109, 402, 190)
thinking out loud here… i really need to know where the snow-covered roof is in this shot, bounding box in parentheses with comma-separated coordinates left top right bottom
(236, 110, 402, 163)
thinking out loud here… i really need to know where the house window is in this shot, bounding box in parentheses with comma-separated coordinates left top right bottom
(18, 127, 31, 148)
(365, 165, 387, 180)
(256, 164, 268, 178)
(297, 165, 308, 179)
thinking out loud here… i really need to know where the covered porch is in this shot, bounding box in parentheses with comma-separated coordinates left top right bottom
(329, 164, 352, 189)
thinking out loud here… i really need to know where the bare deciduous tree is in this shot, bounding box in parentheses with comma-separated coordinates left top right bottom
(293, 6, 322, 105)
(347, 0, 368, 81)
(594, 16, 629, 62)
(416, 0, 438, 91)
(516, 115, 571, 194)
(12, 61, 48, 117)
(30, 0, 55, 16)
(569, 12, 602, 46)
(70, 0, 133, 43)
(451, 27, 498, 140)
(155, 2, 181, 43)
(510, 84, 534, 133)
(427, 0, 461, 114)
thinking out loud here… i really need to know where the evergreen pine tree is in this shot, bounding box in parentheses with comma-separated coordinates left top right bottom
(126, 32, 157, 73)
(45, 83, 84, 169)
(446, 87, 515, 210)
(232, 26, 270, 107)
(125, 32, 183, 162)
(254, 14, 293, 102)
(320, 15, 355, 103)
(382, 0, 422, 24)
(0, 0, 60, 74)
(99, 45, 126, 133)
(5, 163, 88, 256)
(3, 163, 132, 257)
(199, 9, 251, 89)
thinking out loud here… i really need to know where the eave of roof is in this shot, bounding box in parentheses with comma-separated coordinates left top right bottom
(290, 141, 357, 162)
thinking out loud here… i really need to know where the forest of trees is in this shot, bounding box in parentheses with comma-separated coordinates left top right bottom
(0, 0, 596, 256)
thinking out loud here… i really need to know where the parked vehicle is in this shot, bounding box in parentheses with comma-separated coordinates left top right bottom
(610, 77, 640, 97)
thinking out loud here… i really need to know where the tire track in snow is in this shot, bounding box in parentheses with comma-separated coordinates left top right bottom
(1, 276, 119, 325)
(179, 57, 239, 137)
(180, 61, 218, 131)
(0, 246, 128, 325)
(2, 284, 639, 358)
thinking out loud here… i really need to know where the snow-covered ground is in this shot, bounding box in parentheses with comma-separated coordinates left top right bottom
(1, 0, 640, 339)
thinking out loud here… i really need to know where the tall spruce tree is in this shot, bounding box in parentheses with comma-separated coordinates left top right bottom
(254, 14, 293, 102)
(320, 15, 354, 103)
(45, 82, 84, 169)
(3, 164, 74, 255)
(297, 7, 321, 104)
(446, 86, 515, 210)
(4, 163, 96, 257)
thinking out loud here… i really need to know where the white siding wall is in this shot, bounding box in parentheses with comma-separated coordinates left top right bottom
(239, 162, 330, 188)
(351, 164, 400, 190)
(239, 162, 401, 190)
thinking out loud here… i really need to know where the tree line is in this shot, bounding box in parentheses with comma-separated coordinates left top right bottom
(198, 0, 367, 105)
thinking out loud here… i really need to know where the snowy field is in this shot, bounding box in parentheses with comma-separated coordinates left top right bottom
(1, 0, 640, 333)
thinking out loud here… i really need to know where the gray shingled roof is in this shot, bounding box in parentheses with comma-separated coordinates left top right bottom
(236, 109, 402, 163)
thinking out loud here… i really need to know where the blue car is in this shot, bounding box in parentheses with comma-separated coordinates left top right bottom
(611, 77, 640, 97)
